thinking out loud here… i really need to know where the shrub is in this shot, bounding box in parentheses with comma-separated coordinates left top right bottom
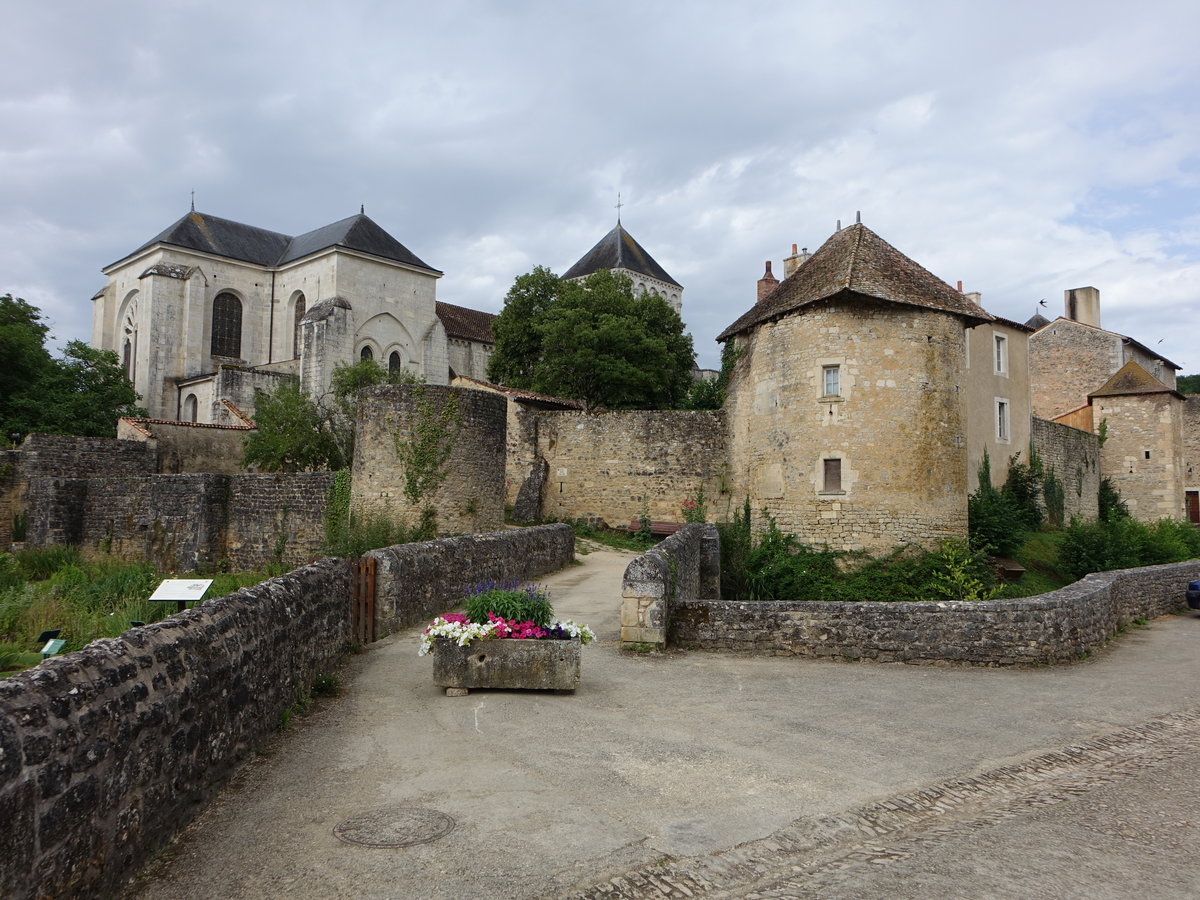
(1059, 515, 1199, 581)
(1098, 477, 1128, 522)
(463, 581, 554, 627)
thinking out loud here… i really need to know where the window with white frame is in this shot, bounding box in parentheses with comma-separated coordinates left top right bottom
(822, 365, 841, 397)
(993, 333, 1008, 375)
(996, 398, 1010, 442)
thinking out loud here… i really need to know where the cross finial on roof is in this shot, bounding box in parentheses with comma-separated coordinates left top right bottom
(615, 192, 623, 224)
(190, 190, 195, 212)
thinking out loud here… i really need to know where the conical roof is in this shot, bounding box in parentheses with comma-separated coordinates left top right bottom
(562, 223, 681, 288)
(109, 211, 439, 273)
(1025, 312, 1052, 330)
(718, 223, 991, 340)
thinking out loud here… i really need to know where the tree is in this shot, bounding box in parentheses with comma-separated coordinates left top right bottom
(1177, 374, 1200, 394)
(0, 294, 144, 441)
(486, 268, 696, 409)
(243, 359, 418, 472)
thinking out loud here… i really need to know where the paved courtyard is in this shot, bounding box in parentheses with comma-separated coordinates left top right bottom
(125, 545, 1200, 899)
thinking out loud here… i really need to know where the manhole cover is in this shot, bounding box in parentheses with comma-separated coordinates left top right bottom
(333, 806, 457, 848)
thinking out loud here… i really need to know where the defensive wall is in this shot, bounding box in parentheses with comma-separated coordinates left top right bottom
(1030, 416, 1100, 523)
(0, 525, 573, 900)
(117, 417, 253, 475)
(626, 534, 1200, 665)
(25, 473, 334, 572)
(521, 409, 727, 526)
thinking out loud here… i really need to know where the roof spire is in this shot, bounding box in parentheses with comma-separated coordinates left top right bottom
(856, 210, 862, 224)
(360, 204, 365, 215)
(615, 192, 623, 225)
(190, 190, 195, 213)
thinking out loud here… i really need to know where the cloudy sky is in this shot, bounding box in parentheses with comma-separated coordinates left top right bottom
(3, 0, 1198, 373)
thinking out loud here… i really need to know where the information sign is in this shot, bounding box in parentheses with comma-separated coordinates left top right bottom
(149, 579, 213, 612)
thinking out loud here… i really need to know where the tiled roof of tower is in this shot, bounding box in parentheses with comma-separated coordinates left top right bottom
(562, 223, 682, 288)
(110, 211, 440, 273)
(436, 302, 496, 343)
(1088, 360, 1184, 400)
(717, 223, 993, 341)
(1025, 312, 1052, 330)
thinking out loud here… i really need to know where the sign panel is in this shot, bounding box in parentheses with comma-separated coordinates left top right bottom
(149, 579, 213, 603)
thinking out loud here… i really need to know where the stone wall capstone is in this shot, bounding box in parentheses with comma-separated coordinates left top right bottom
(669, 559, 1200, 665)
(366, 523, 575, 634)
(0, 559, 352, 900)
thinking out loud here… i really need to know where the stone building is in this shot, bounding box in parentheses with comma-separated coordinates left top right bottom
(90, 209, 495, 423)
(562, 222, 683, 314)
(716, 222, 995, 552)
(964, 312, 1034, 490)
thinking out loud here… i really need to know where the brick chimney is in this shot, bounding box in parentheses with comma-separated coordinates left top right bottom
(757, 261, 779, 304)
(782, 244, 811, 278)
(1065, 286, 1101, 328)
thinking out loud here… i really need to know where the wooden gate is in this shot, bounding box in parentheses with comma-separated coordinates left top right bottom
(350, 556, 377, 644)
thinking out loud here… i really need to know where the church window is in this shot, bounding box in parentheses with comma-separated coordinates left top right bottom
(389, 351, 402, 374)
(822, 458, 843, 493)
(184, 394, 198, 423)
(122, 339, 133, 381)
(293, 294, 306, 359)
(360, 346, 374, 362)
(822, 365, 841, 397)
(211, 292, 242, 358)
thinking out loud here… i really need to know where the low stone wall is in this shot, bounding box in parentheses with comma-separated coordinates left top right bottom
(620, 523, 720, 645)
(24, 473, 333, 571)
(671, 560, 1200, 665)
(0, 558, 352, 900)
(366, 524, 576, 634)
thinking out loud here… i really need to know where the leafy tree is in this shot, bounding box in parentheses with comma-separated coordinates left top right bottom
(681, 341, 742, 410)
(0, 294, 144, 441)
(1176, 374, 1200, 394)
(486, 268, 696, 409)
(243, 359, 419, 472)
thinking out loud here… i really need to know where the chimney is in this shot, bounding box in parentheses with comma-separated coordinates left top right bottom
(1065, 286, 1101, 328)
(965, 291, 982, 307)
(757, 261, 779, 304)
(783, 244, 811, 278)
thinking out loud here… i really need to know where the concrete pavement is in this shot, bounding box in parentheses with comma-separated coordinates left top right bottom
(124, 543, 1200, 899)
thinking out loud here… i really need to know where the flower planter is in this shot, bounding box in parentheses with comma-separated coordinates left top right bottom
(432, 637, 581, 694)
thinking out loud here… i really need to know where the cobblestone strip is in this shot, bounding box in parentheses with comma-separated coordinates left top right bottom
(561, 709, 1200, 900)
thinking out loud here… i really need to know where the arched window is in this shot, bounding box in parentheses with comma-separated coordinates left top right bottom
(360, 345, 374, 362)
(121, 294, 139, 382)
(389, 351, 402, 374)
(292, 293, 306, 359)
(122, 339, 133, 380)
(211, 292, 242, 358)
(184, 394, 198, 423)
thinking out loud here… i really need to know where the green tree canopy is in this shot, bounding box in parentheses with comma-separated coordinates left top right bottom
(0, 294, 144, 441)
(1177, 374, 1200, 394)
(486, 268, 696, 409)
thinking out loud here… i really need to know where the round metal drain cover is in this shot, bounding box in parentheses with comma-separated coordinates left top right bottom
(333, 806, 456, 848)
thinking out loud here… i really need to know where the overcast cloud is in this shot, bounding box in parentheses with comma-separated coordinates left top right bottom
(2, 0, 1198, 372)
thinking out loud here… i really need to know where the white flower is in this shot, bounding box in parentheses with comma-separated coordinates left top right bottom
(417, 617, 498, 656)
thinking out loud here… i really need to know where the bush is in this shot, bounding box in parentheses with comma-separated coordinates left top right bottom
(1059, 515, 1200, 581)
(463, 582, 554, 626)
(1098, 477, 1128, 522)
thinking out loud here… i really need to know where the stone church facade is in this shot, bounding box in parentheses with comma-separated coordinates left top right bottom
(91, 210, 496, 424)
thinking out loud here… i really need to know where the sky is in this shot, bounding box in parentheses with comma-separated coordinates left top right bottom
(2, 0, 1199, 374)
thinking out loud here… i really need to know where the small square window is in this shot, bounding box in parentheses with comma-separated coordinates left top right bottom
(1144, 450, 1151, 460)
(823, 458, 842, 492)
(822, 365, 840, 397)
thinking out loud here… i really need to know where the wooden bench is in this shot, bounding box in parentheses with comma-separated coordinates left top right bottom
(628, 520, 683, 537)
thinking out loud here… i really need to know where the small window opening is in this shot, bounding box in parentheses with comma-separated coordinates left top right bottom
(389, 351, 402, 373)
(997, 399, 1010, 442)
(823, 458, 842, 493)
(360, 346, 374, 362)
(1144, 450, 1151, 460)
(822, 365, 840, 397)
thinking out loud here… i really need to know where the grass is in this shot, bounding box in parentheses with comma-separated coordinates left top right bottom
(997, 530, 1073, 598)
(0, 547, 280, 676)
(560, 519, 655, 553)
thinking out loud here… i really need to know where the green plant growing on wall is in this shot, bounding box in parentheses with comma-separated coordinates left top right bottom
(394, 387, 463, 532)
(1043, 467, 1066, 528)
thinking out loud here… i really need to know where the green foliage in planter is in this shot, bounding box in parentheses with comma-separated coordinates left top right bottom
(464, 583, 554, 627)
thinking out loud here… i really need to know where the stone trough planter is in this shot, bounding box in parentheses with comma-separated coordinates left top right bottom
(432, 637, 581, 695)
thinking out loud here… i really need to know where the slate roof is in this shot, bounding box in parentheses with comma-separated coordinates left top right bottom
(1088, 360, 1184, 400)
(1024, 312, 1052, 330)
(436, 301, 496, 343)
(110, 211, 439, 273)
(717, 223, 992, 341)
(562, 223, 682, 288)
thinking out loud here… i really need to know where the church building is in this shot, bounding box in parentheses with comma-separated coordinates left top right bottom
(91, 209, 495, 424)
(562, 222, 683, 314)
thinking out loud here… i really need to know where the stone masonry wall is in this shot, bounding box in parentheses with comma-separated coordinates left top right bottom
(1031, 416, 1100, 522)
(353, 384, 506, 535)
(25, 473, 334, 571)
(1092, 392, 1186, 520)
(1029, 319, 1121, 419)
(533, 410, 727, 526)
(0, 559, 352, 900)
(117, 418, 253, 475)
(620, 523, 720, 645)
(1185, 397, 1200, 520)
(366, 523, 575, 635)
(671, 560, 1200, 665)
